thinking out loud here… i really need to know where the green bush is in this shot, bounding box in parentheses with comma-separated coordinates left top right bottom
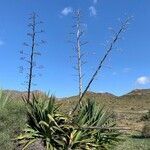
(141, 122, 150, 138)
(0, 90, 26, 150)
(17, 95, 121, 150)
(140, 110, 150, 122)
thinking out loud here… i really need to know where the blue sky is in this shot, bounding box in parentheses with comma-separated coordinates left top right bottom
(0, 0, 150, 97)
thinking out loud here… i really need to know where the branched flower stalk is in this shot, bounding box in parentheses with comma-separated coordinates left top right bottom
(71, 17, 132, 114)
(69, 10, 87, 105)
(20, 12, 45, 102)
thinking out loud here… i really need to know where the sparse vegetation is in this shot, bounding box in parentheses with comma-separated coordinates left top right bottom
(141, 122, 150, 138)
(140, 110, 150, 121)
(114, 137, 150, 150)
(0, 94, 26, 150)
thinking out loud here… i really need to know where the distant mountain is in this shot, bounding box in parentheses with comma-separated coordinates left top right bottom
(86, 91, 117, 97)
(125, 89, 150, 96)
(58, 91, 118, 112)
(64, 91, 117, 101)
(114, 89, 150, 111)
(119, 89, 150, 100)
(3, 90, 44, 100)
(2, 89, 150, 111)
(59, 89, 150, 112)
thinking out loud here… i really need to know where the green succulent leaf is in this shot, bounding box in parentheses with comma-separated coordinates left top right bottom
(17, 95, 121, 150)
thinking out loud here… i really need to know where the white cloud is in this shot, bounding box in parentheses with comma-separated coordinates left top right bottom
(0, 40, 4, 46)
(61, 7, 73, 16)
(93, 0, 98, 4)
(89, 6, 97, 16)
(136, 76, 150, 85)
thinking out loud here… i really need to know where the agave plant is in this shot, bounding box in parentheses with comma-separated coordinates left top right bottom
(17, 94, 72, 150)
(17, 96, 121, 150)
(65, 99, 121, 150)
(83, 100, 121, 149)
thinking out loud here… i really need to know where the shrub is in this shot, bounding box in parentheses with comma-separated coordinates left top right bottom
(141, 122, 150, 138)
(0, 96, 26, 150)
(140, 110, 150, 122)
(17, 95, 121, 150)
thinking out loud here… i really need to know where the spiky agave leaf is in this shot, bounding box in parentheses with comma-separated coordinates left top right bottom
(17, 94, 70, 150)
(0, 89, 11, 110)
(71, 99, 121, 150)
(17, 96, 121, 150)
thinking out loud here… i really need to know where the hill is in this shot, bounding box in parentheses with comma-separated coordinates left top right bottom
(2, 89, 150, 111)
(58, 89, 150, 111)
(117, 89, 150, 111)
(3, 90, 45, 100)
